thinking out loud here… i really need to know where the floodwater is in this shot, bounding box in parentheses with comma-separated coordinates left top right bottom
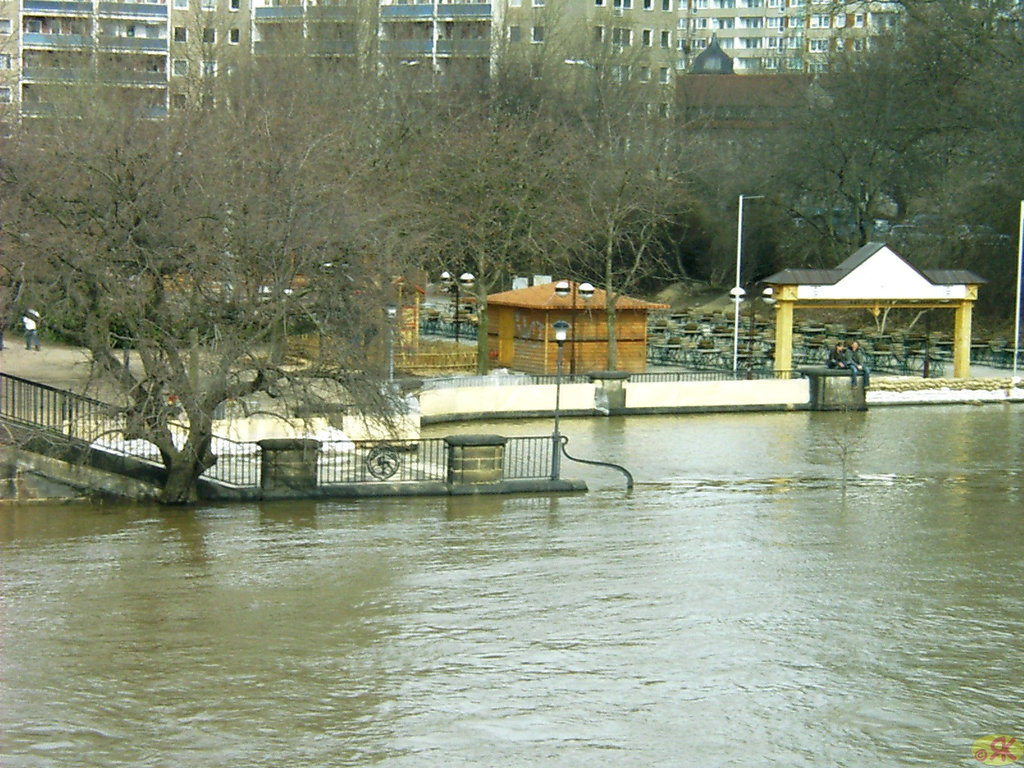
(1, 405, 1023, 767)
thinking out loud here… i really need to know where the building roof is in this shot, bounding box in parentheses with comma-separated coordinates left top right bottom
(689, 35, 734, 75)
(487, 281, 669, 311)
(764, 242, 986, 287)
(676, 73, 810, 110)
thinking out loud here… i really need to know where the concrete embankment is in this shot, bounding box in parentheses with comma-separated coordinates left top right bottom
(867, 377, 1024, 406)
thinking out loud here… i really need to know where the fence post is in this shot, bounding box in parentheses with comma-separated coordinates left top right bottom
(258, 438, 321, 498)
(444, 434, 507, 489)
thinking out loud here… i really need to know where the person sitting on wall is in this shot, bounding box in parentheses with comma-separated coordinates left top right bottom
(826, 341, 850, 379)
(845, 340, 870, 387)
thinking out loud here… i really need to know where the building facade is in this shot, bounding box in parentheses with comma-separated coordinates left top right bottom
(0, 0, 901, 117)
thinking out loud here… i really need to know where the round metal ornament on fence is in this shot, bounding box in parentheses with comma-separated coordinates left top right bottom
(365, 445, 401, 480)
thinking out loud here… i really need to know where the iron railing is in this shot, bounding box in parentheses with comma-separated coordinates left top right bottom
(0, 372, 560, 490)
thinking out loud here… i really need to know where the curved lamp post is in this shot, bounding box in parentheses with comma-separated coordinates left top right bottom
(554, 280, 596, 374)
(441, 270, 475, 344)
(551, 319, 570, 480)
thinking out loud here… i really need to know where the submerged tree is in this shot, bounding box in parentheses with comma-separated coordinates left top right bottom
(0, 66, 414, 503)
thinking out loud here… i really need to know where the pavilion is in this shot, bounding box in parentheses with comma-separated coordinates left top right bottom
(762, 243, 986, 378)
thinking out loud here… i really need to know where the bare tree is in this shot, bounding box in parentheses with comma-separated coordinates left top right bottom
(0, 64, 414, 503)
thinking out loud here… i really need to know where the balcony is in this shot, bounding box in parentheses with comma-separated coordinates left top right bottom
(436, 4, 491, 19)
(381, 3, 491, 18)
(309, 39, 356, 55)
(22, 32, 91, 49)
(97, 1, 168, 16)
(379, 38, 433, 54)
(435, 38, 488, 55)
(254, 6, 304, 18)
(22, 0, 93, 15)
(98, 34, 168, 51)
(381, 4, 434, 19)
(103, 69, 168, 85)
(22, 65, 91, 81)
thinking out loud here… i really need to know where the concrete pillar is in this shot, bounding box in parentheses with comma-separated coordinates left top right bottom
(803, 369, 866, 411)
(773, 299, 795, 373)
(259, 438, 320, 497)
(953, 300, 973, 379)
(589, 371, 630, 414)
(445, 434, 507, 487)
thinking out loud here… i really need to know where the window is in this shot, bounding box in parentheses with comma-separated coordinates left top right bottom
(172, 93, 186, 109)
(808, 38, 827, 51)
(26, 19, 42, 33)
(810, 14, 828, 27)
(766, 17, 782, 28)
(714, 18, 734, 29)
(532, 0, 543, 6)
(658, 66, 669, 83)
(662, 0, 671, 10)
(0, 53, 10, 69)
(201, 0, 215, 9)
(639, 65, 650, 80)
(658, 102, 670, 118)
(660, 29, 669, 46)
(854, 13, 864, 27)
(743, 37, 759, 47)
(172, 58, 188, 75)
(203, 27, 215, 42)
(531, 25, 544, 42)
(229, 27, 239, 43)
(595, 0, 604, 6)
(0, 87, 10, 103)
(643, 0, 652, 9)
(531, 61, 542, 78)
(230, 0, 239, 9)
(718, 36, 734, 47)
(833, 14, 845, 27)
(853, 38, 864, 51)
(641, 28, 652, 45)
(0, 18, 11, 34)
(202, 58, 216, 75)
(593, 25, 605, 42)
(173, 26, 187, 42)
(713, 0, 735, 8)
(692, 0, 708, 7)
(509, 25, 521, 41)
(174, 0, 188, 9)
(612, 27, 632, 45)
(742, 16, 762, 27)
(694, 17, 708, 28)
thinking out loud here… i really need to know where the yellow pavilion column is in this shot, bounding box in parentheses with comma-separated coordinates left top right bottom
(953, 298, 974, 379)
(773, 297, 795, 373)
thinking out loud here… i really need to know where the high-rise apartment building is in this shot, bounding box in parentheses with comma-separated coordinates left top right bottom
(0, 0, 901, 117)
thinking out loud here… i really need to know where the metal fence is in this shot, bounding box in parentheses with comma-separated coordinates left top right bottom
(0, 372, 557, 490)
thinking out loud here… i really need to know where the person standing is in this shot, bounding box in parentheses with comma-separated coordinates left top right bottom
(22, 309, 41, 351)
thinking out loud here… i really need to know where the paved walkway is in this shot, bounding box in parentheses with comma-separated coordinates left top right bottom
(0, 342, 111, 397)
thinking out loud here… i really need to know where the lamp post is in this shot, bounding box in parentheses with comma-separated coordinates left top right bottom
(385, 303, 397, 382)
(441, 270, 475, 344)
(551, 319, 570, 480)
(734, 193, 764, 375)
(1014, 199, 1023, 384)
(553, 280, 596, 375)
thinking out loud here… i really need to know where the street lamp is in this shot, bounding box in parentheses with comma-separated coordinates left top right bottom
(554, 280, 596, 375)
(441, 270, 475, 344)
(551, 319, 570, 480)
(734, 193, 764, 374)
(1013, 199, 1023, 385)
(385, 303, 398, 382)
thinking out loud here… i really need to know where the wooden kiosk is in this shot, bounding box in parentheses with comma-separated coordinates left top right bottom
(486, 281, 668, 374)
(763, 243, 985, 378)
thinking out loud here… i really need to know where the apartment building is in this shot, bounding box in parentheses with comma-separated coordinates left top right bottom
(0, 0, 900, 118)
(678, 0, 901, 74)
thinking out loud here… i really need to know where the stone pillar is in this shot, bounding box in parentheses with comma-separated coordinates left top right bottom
(259, 438, 320, 497)
(445, 434, 507, 487)
(801, 369, 867, 411)
(588, 371, 630, 414)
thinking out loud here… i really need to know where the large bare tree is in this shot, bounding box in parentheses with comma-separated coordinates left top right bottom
(0, 66, 414, 503)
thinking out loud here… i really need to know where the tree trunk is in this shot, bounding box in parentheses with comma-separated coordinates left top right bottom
(159, 456, 202, 504)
